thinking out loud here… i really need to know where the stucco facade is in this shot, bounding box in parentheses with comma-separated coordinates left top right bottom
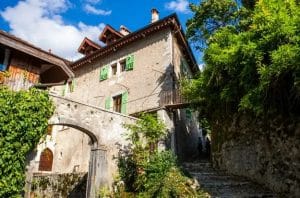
(53, 28, 173, 114)
(24, 12, 200, 197)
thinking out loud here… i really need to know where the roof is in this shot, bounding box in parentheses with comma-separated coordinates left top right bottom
(99, 25, 124, 43)
(0, 30, 74, 78)
(71, 14, 198, 73)
(78, 37, 101, 54)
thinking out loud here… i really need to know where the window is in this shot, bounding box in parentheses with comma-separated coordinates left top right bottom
(120, 60, 126, 72)
(111, 63, 117, 75)
(0, 52, 4, 71)
(0, 49, 10, 71)
(113, 94, 122, 113)
(107, 92, 128, 114)
(38, 148, 53, 171)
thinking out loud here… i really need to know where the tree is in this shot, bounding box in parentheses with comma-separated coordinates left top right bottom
(184, 0, 300, 121)
(0, 87, 54, 197)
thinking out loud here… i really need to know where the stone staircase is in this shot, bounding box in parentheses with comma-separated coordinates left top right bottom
(182, 161, 276, 198)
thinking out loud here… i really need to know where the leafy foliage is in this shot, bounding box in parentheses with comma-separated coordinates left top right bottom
(184, 0, 300, 121)
(117, 114, 199, 197)
(124, 113, 167, 146)
(0, 87, 54, 197)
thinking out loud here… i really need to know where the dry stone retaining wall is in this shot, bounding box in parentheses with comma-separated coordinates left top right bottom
(212, 114, 300, 197)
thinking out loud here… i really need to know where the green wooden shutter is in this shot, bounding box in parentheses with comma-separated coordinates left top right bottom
(105, 97, 111, 110)
(61, 84, 67, 96)
(125, 55, 134, 71)
(100, 65, 108, 81)
(70, 79, 75, 92)
(121, 91, 128, 114)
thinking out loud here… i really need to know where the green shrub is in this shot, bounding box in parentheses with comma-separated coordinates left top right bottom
(0, 87, 54, 197)
(140, 151, 197, 198)
(117, 114, 199, 197)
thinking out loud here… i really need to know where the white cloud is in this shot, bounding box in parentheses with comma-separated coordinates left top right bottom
(0, 0, 105, 60)
(84, 4, 111, 16)
(165, 0, 190, 14)
(85, 0, 102, 4)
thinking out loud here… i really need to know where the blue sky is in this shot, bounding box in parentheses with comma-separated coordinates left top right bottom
(0, 0, 201, 63)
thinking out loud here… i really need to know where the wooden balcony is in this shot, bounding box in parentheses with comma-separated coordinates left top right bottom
(160, 89, 190, 109)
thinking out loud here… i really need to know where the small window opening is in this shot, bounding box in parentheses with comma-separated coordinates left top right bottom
(120, 60, 126, 72)
(113, 94, 122, 113)
(111, 63, 117, 75)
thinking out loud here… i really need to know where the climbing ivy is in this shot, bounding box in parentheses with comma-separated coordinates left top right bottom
(0, 86, 54, 197)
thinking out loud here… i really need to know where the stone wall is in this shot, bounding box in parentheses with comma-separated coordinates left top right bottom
(212, 114, 300, 197)
(30, 172, 87, 198)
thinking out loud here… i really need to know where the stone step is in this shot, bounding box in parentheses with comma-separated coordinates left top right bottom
(183, 161, 276, 198)
(200, 180, 251, 188)
(202, 185, 275, 198)
(192, 174, 241, 181)
(183, 162, 212, 168)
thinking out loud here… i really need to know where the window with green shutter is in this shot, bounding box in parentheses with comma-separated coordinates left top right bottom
(105, 97, 111, 110)
(125, 55, 134, 71)
(100, 65, 109, 81)
(121, 91, 128, 114)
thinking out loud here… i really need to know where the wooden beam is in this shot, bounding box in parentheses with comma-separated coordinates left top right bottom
(0, 32, 74, 78)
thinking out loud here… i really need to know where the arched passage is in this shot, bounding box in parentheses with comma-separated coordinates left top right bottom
(49, 117, 98, 148)
(48, 117, 106, 198)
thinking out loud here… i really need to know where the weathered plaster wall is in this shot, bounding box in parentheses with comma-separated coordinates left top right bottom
(52, 128, 91, 173)
(172, 33, 193, 80)
(28, 125, 91, 174)
(51, 28, 173, 115)
(212, 114, 300, 197)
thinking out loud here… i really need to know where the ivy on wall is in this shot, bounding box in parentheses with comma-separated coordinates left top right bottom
(0, 86, 54, 197)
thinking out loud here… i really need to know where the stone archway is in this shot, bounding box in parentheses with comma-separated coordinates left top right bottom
(42, 94, 138, 198)
(49, 117, 98, 148)
(49, 118, 107, 198)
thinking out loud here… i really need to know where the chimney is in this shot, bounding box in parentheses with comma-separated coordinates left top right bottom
(151, 8, 159, 23)
(119, 25, 130, 36)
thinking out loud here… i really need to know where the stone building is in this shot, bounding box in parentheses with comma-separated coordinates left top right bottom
(1, 10, 200, 197)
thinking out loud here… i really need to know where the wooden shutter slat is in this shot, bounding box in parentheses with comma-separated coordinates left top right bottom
(121, 91, 128, 114)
